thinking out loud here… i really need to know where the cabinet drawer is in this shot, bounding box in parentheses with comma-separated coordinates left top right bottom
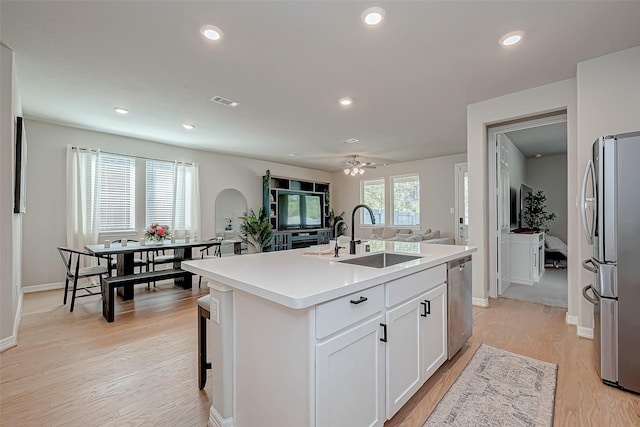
(316, 286, 384, 339)
(385, 265, 446, 308)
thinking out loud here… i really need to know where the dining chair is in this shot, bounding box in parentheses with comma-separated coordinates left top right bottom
(197, 239, 222, 288)
(148, 246, 180, 288)
(57, 247, 111, 312)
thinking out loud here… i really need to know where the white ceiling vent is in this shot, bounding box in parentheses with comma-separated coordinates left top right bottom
(209, 95, 239, 107)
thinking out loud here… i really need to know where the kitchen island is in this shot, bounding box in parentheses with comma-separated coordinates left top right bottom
(182, 240, 476, 427)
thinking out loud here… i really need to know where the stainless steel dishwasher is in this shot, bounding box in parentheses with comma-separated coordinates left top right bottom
(447, 256, 472, 359)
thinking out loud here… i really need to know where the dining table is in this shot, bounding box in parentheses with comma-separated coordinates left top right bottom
(85, 239, 218, 301)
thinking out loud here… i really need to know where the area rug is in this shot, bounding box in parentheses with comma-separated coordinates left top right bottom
(424, 343, 557, 427)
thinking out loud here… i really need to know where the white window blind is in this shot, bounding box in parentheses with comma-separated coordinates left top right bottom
(392, 174, 420, 226)
(99, 153, 135, 232)
(361, 178, 385, 224)
(146, 160, 175, 227)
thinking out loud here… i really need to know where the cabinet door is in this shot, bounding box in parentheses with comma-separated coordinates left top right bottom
(316, 315, 385, 427)
(385, 296, 422, 418)
(420, 283, 447, 380)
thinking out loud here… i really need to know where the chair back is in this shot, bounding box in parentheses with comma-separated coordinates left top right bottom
(57, 247, 110, 277)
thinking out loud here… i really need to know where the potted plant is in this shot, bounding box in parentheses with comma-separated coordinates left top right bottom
(239, 207, 273, 252)
(328, 208, 346, 237)
(522, 190, 556, 232)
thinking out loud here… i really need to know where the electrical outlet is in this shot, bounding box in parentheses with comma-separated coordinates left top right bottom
(210, 296, 220, 324)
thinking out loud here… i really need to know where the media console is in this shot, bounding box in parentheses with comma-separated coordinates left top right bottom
(263, 174, 332, 251)
(273, 229, 332, 250)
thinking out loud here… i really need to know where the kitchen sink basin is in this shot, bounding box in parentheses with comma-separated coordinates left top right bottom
(337, 252, 422, 268)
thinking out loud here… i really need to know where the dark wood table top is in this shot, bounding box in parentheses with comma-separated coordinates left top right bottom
(85, 239, 218, 255)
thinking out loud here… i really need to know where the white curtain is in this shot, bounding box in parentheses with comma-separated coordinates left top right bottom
(66, 145, 101, 264)
(172, 161, 200, 239)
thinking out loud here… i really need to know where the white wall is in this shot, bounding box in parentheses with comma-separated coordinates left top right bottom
(576, 46, 640, 330)
(21, 120, 332, 289)
(331, 153, 467, 239)
(467, 78, 578, 314)
(527, 154, 568, 242)
(0, 44, 23, 350)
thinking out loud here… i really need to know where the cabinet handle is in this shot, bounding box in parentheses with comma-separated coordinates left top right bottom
(380, 323, 387, 342)
(420, 302, 428, 317)
(424, 300, 431, 315)
(350, 296, 368, 305)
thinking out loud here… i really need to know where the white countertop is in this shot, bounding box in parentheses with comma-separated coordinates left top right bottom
(182, 240, 476, 309)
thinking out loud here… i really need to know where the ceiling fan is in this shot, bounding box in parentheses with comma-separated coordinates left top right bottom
(343, 155, 377, 176)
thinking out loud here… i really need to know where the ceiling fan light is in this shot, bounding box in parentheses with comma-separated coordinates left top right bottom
(344, 168, 350, 175)
(350, 170, 357, 176)
(359, 169, 365, 175)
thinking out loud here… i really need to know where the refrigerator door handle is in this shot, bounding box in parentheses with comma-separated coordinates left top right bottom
(582, 258, 598, 274)
(581, 159, 596, 245)
(582, 284, 599, 305)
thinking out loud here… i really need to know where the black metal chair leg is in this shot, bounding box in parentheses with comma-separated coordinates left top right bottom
(63, 277, 70, 305)
(70, 277, 79, 312)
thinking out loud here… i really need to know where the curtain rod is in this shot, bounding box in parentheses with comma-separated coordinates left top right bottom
(70, 146, 195, 166)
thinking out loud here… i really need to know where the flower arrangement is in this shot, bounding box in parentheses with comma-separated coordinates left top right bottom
(145, 223, 171, 241)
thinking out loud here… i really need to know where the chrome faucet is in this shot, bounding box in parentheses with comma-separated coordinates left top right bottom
(350, 204, 376, 254)
(333, 219, 345, 257)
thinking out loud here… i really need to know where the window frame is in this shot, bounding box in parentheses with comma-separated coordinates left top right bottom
(360, 178, 386, 225)
(390, 173, 420, 227)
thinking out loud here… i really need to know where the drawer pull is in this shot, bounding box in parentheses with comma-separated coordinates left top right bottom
(350, 296, 368, 305)
(380, 323, 388, 342)
(424, 300, 431, 315)
(420, 302, 428, 317)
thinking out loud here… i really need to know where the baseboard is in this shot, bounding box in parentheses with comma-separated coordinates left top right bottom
(577, 326, 594, 339)
(565, 313, 578, 325)
(22, 282, 65, 293)
(209, 406, 233, 427)
(0, 291, 23, 353)
(472, 297, 489, 307)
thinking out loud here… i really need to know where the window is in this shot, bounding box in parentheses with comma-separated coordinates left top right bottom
(392, 174, 420, 226)
(99, 153, 135, 232)
(145, 160, 174, 227)
(361, 178, 385, 224)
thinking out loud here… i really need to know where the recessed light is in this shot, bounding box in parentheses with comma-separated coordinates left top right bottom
(114, 107, 129, 115)
(182, 123, 195, 130)
(339, 97, 353, 106)
(287, 153, 298, 157)
(499, 31, 524, 47)
(200, 25, 224, 41)
(535, 154, 542, 158)
(361, 7, 385, 26)
(341, 138, 359, 144)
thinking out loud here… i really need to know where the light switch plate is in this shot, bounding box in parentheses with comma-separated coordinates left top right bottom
(211, 296, 220, 324)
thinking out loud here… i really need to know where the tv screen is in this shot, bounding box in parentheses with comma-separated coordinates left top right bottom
(278, 193, 322, 229)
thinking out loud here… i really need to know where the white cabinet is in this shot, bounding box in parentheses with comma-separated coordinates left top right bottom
(384, 266, 447, 418)
(420, 284, 447, 379)
(510, 232, 545, 285)
(315, 264, 448, 425)
(315, 286, 386, 427)
(316, 315, 385, 427)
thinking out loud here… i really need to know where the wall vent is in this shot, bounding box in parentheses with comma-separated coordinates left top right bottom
(209, 95, 239, 107)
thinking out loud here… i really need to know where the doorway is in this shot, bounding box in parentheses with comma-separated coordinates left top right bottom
(488, 113, 568, 307)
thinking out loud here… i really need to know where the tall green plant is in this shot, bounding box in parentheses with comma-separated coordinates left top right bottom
(239, 207, 273, 252)
(523, 190, 556, 232)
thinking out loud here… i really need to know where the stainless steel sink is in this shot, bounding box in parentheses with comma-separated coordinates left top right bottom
(337, 252, 422, 268)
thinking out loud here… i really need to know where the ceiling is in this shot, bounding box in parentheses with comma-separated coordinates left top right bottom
(2, 1, 639, 172)
(505, 122, 567, 159)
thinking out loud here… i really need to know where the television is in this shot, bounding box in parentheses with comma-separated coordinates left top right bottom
(278, 192, 323, 230)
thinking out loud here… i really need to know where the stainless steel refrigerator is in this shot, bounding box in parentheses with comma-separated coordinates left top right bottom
(581, 130, 640, 394)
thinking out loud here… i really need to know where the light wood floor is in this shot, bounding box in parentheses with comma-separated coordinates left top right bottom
(1, 286, 639, 426)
